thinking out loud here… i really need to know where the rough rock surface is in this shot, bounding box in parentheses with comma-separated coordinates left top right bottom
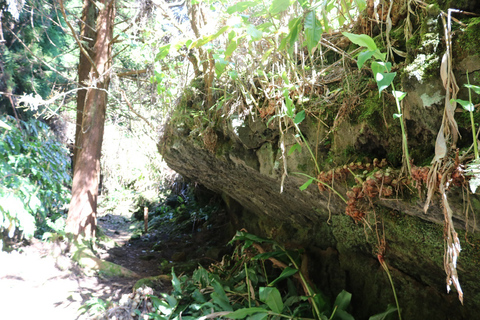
(158, 26, 480, 320)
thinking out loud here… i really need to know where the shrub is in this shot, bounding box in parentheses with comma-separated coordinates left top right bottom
(0, 115, 71, 243)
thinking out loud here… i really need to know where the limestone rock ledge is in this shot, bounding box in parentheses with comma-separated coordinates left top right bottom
(158, 109, 480, 319)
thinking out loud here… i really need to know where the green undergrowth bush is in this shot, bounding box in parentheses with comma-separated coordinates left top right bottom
(0, 115, 71, 246)
(90, 231, 397, 320)
(146, 187, 219, 236)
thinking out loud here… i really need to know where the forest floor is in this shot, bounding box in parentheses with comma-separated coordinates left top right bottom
(0, 205, 229, 319)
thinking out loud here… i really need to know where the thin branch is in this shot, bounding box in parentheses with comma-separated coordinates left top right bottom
(120, 89, 156, 132)
(3, 24, 73, 82)
(58, 0, 99, 76)
(116, 69, 148, 77)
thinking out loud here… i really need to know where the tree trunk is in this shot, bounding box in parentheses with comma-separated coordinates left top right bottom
(66, 0, 115, 238)
(73, 0, 97, 171)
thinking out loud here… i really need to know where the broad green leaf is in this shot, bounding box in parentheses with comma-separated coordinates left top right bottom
(304, 10, 322, 54)
(211, 280, 232, 311)
(371, 60, 392, 75)
(393, 91, 406, 101)
(288, 143, 301, 155)
(357, 50, 374, 69)
(284, 91, 294, 118)
(248, 313, 269, 320)
(299, 178, 314, 191)
(393, 113, 402, 119)
(261, 47, 274, 63)
(190, 26, 230, 48)
(257, 22, 274, 31)
(225, 41, 238, 59)
(372, 49, 387, 61)
(225, 307, 268, 319)
(155, 44, 171, 61)
(162, 293, 178, 308)
(342, 32, 377, 52)
(214, 55, 229, 77)
(269, 266, 298, 286)
(247, 24, 263, 41)
(269, 0, 291, 15)
(297, 0, 309, 9)
(452, 98, 474, 112)
(469, 175, 480, 193)
(0, 119, 11, 130)
(227, 1, 258, 14)
(192, 289, 206, 303)
(333, 309, 355, 320)
(368, 304, 397, 320)
(465, 83, 480, 95)
(279, 17, 302, 53)
(229, 70, 238, 80)
(253, 250, 285, 260)
(333, 290, 351, 311)
(259, 287, 284, 314)
(354, 0, 366, 11)
(294, 110, 305, 124)
(231, 231, 273, 244)
(171, 268, 182, 293)
(281, 71, 290, 85)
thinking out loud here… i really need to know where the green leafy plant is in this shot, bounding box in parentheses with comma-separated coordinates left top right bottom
(342, 32, 411, 176)
(0, 115, 71, 242)
(124, 231, 396, 320)
(78, 297, 112, 318)
(451, 72, 480, 193)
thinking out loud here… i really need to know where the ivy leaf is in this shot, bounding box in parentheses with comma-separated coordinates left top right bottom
(269, 0, 291, 15)
(342, 32, 377, 52)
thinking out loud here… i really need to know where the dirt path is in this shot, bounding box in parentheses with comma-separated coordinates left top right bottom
(0, 206, 229, 319)
(0, 214, 148, 320)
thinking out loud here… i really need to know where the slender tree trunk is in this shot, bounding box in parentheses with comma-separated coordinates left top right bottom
(73, 0, 97, 171)
(66, 0, 115, 238)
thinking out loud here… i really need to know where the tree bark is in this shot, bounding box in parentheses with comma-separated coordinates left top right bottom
(66, 0, 115, 238)
(73, 0, 97, 171)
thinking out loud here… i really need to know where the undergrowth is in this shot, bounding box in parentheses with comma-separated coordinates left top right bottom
(86, 231, 397, 320)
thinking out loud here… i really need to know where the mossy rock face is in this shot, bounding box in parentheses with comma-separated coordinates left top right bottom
(159, 9, 480, 317)
(72, 247, 139, 278)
